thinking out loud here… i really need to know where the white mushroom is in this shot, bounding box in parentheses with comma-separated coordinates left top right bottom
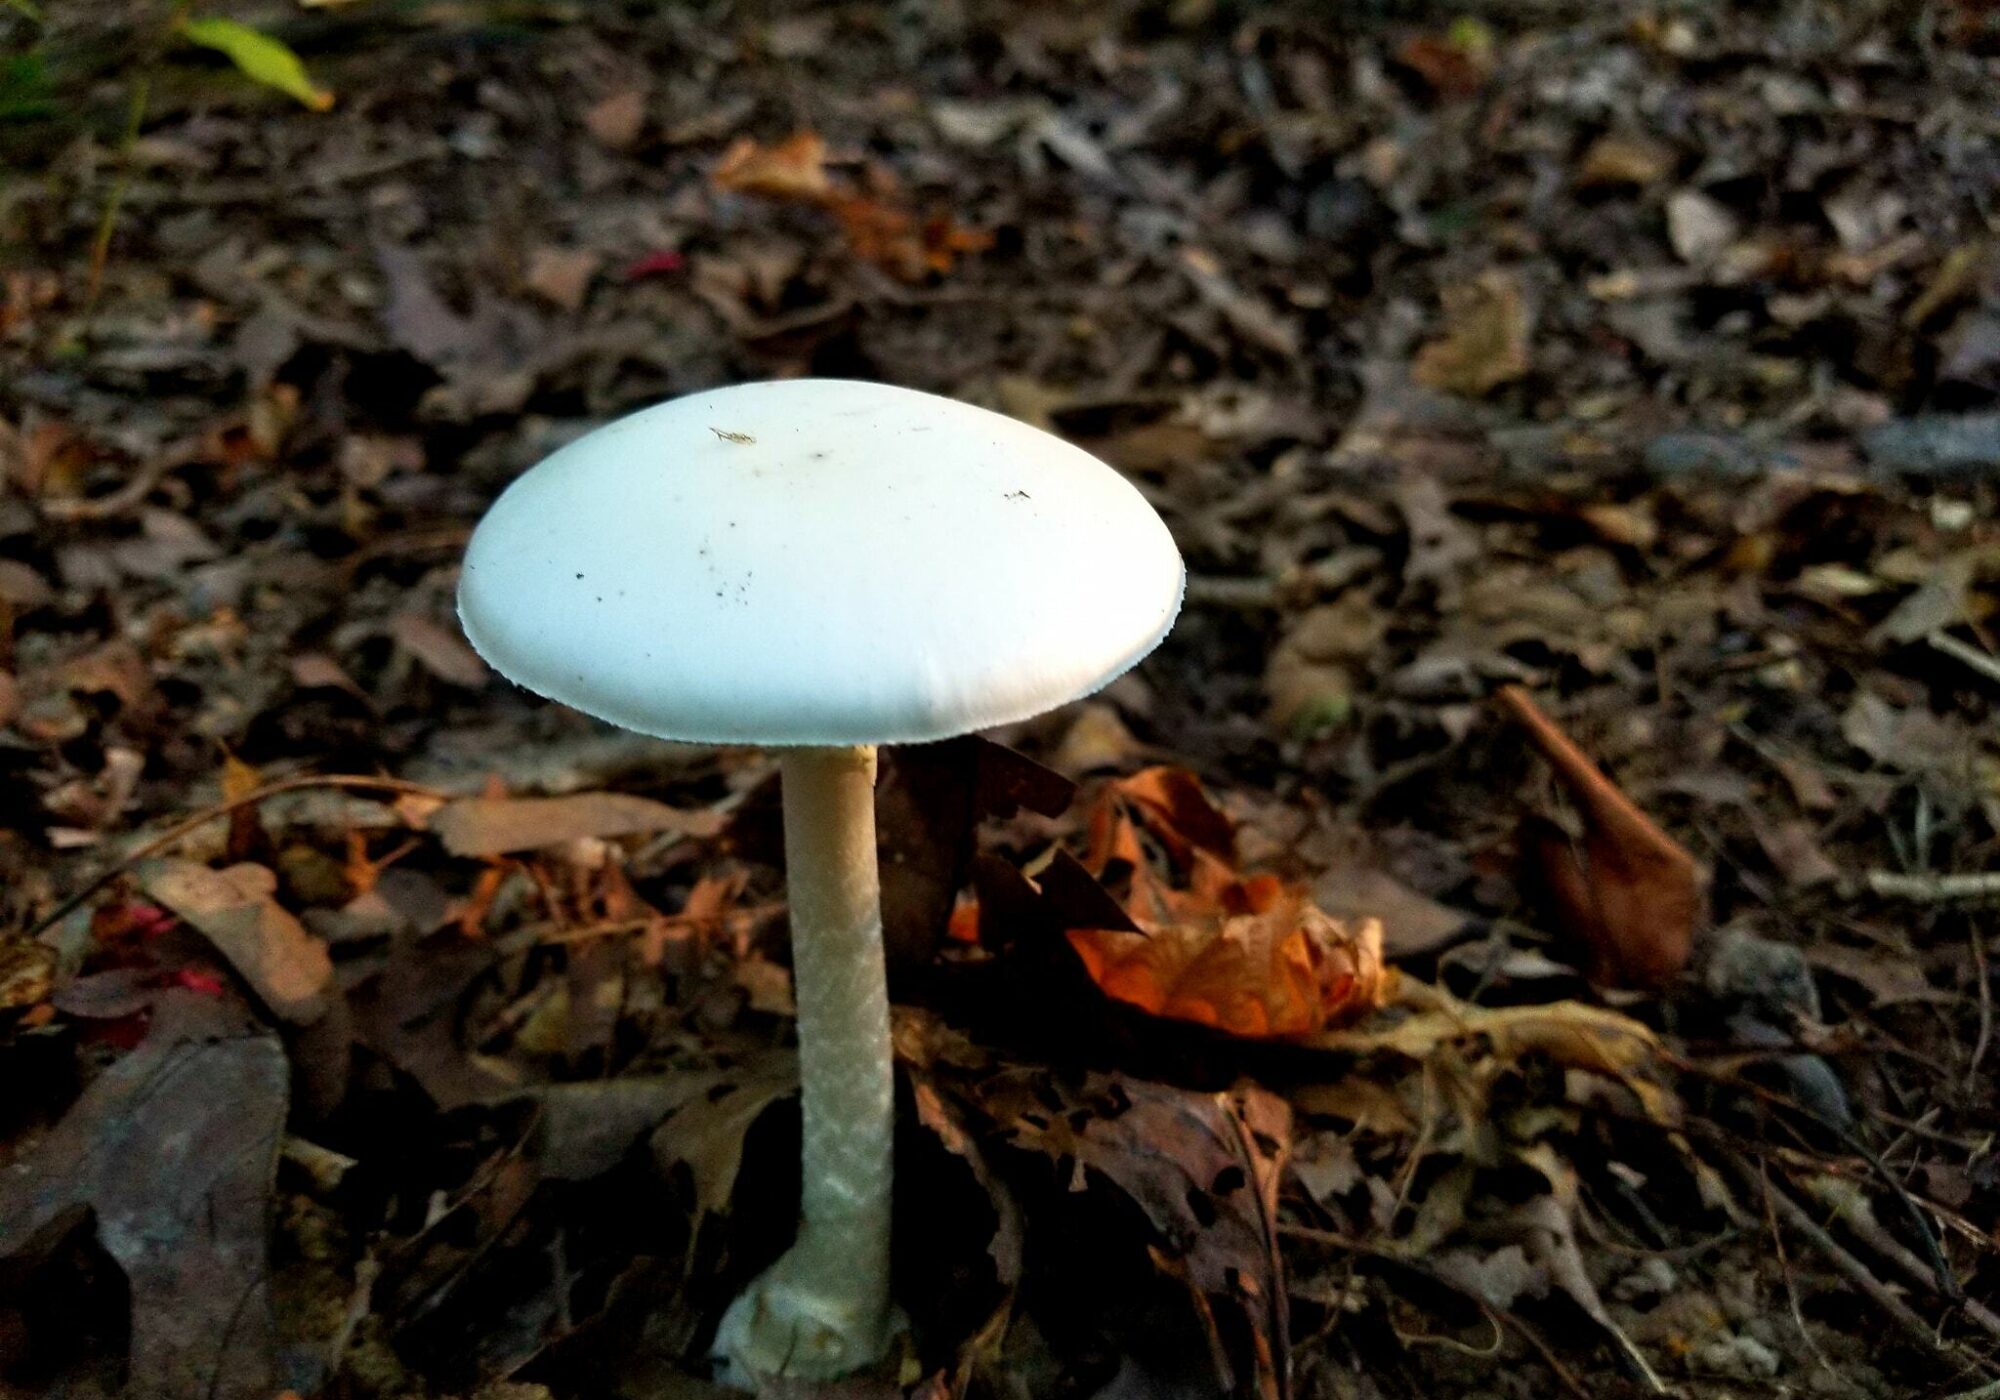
(457, 378, 1183, 1381)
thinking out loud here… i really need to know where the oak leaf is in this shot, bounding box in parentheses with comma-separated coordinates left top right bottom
(1068, 768, 1387, 1038)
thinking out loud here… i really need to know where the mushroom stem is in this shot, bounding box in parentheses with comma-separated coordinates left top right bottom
(714, 744, 896, 1381)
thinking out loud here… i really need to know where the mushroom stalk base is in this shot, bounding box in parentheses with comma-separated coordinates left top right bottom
(713, 745, 896, 1383)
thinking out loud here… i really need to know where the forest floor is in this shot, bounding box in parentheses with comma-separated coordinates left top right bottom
(3, 1, 2000, 1397)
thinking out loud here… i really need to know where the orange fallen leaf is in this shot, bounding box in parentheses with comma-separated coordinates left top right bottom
(1070, 887, 1384, 1038)
(1497, 686, 1701, 989)
(1068, 768, 1386, 1038)
(712, 130, 834, 201)
(712, 130, 991, 281)
(829, 193, 994, 280)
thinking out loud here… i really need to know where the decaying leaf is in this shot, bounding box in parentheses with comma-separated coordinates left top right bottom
(986, 1074, 1292, 1400)
(1313, 867, 1471, 960)
(389, 612, 490, 688)
(1411, 270, 1531, 397)
(712, 129, 993, 280)
(713, 130, 835, 201)
(140, 858, 334, 1024)
(0, 995, 288, 1400)
(1069, 885, 1384, 1039)
(650, 1059, 798, 1252)
(429, 791, 725, 856)
(1302, 979, 1659, 1080)
(1499, 687, 1702, 989)
(1066, 769, 1387, 1037)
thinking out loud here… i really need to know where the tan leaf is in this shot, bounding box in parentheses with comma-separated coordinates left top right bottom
(583, 87, 647, 151)
(430, 792, 725, 856)
(1576, 133, 1677, 187)
(524, 246, 603, 312)
(388, 612, 489, 688)
(650, 1063, 797, 1242)
(1412, 270, 1531, 397)
(141, 859, 333, 1023)
(712, 130, 833, 202)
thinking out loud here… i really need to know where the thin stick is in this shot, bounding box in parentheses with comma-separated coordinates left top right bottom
(1717, 1150, 1964, 1363)
(29, 774, 446, 939)
(1756, 1159, 1845, 1389)
(1277, 1223, 1594, 1400)
(36, 439, 198, 521)
(84, 74, 152, 318)
(1970, 924, 1993, 1090)
(1929, 631, 2000, 687)
(1183, 550, 1382, 610)
(1865, 870, 2000, 903)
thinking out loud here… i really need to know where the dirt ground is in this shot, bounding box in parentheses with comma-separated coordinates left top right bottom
(2, 1, 1999, 1397)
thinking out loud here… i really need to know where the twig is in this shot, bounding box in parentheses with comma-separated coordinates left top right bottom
(1755, 1158, 1847, 1391)
(1971, 924, 1993, 1091)
(1865, 870, 2000, 903)
(1715, 1149, 1969, 1366)
(1944, 1381, 2000, 1400)
(1929, 631, 2000, 686)
(1183, 550, 1381, 610)
(36, 439, 200, 521)
(1277, 1223, 1593, 1400)
(83, 73, 153, 319)
(1803, 1176, 2000, 1345)
(324, 1253, 379, 1380)
(29, 773, 447, 939)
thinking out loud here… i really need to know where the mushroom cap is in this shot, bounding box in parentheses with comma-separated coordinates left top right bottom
(458, 379, 1184, 746)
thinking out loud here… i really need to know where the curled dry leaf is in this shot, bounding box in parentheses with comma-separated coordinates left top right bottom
(1498, 687, 1701, 989)
(1067, 768, 1387, 1038)
(389, 612, 490, 689)
(1070, 882, 1385, 1039)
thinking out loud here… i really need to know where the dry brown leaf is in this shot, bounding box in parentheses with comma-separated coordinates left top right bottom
(1314, 867, 1471, 959)
(388, 612, 489, 688)
(712, 130, 834, 201)
(430, 792, 725, 857)
(140, 859, 334, 1024)
(524, 246, 603, 312)
(1499, 686, 1701, 989)
(582, 87, 647, 151)
(0, 935, 55, 1010)
(1576, 133, 1677, 187)
(1412, 270, 1530, 397)
(985, 1074, 1291, 1398)
(650, 1061, 797, 1249)
(829, 193, 995, 281)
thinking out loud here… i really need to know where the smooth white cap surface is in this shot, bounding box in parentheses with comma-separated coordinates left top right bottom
(458, 379, 1184, 745)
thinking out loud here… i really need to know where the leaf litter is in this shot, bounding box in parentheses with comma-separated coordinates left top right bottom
(2, 0, 1999, 1397)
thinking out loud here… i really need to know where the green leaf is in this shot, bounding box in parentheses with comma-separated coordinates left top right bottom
(177, 17, 332, 111)
(0, 52, 55, 120)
